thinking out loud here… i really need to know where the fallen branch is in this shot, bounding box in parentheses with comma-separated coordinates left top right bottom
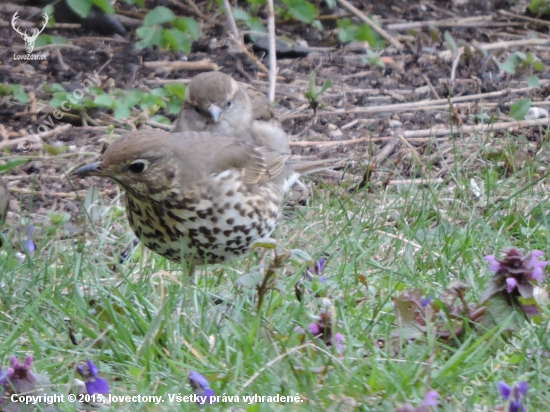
(143, 59, 219, 73)
(290, 117, 550, 148)
(227, 32, 268, 73)
(222, 0, 240, 41)
(0, 124, 72, 150)
(282, 86, 542, 119)
(387, 15, 492, 30)
(266, 0, 277, 102)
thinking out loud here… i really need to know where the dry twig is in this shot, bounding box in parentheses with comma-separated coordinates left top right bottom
(222, 0, 241, 41)
(143, 59, 219, 73)
(266, 0, 277, 102)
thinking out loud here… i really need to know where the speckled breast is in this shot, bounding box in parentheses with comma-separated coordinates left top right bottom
(125, 170, 284, 265)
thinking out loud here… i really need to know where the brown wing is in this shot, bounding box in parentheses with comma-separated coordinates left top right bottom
(246, 88, 279, 122)
(170, 131, 287, 187)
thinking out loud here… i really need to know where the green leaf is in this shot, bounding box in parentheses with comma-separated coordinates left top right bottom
(163, 83, 186, 99)
(284, 0, 317, 23)
(319, 79, 332, 95)
(35, 35, 67, 47)
(172, 17, 200, 40)
(533, 61, 545, 71)
(0, 159, 28, 173)
(94, 94, 115, 108)
(48, 211, 70, 225)
(356, 23, 384, 49)
(67, 0, 92, 18)
(91, 0, 114, 14)
(337, 19, 358, 43)
(444, 31, 457, 53)
(11, 85, 29, 104)
(113, 104, 131, 120)
(143, 6, 175, 26)
(135, 26, 163, 49)
(150, 115, 171, 125)
(232, 8, 250, 21)
(527, 75, 540, 88)
(167, 97, 182, 114)
(150, 88, 168, 98)
(122, 90, 145, 107)
(510, 98, 531, 120)
(163, 29, 191, 52)
(500, 53, 522, 74)
(43, 143, 68, 156)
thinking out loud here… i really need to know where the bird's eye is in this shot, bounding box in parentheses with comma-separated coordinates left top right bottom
(194, 106, 200, 113)
(128, 160, 148, 174)
(227, 100, 232, 107)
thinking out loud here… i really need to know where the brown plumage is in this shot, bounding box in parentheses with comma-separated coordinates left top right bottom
(172, 72, 289, 155)
(72, 130, 301, 267)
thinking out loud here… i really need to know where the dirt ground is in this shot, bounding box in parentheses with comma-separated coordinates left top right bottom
(1, 0, 549, 221)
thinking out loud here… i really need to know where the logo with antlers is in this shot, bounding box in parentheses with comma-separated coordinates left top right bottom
(12, 11, 49, 54)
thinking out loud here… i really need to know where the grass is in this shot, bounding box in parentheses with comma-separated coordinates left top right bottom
(1, 126, 550, 411)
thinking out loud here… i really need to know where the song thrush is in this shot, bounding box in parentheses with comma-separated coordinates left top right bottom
(172, 71, 289, 154)
(72, 130, 303, 267)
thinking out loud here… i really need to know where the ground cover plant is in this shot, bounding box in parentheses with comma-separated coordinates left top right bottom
(1, 0, 550, 410)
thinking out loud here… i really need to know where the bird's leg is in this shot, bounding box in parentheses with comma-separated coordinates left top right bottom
(186, 264, 196, 277)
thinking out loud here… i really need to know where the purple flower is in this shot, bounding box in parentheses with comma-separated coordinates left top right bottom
(120, 238, 140, 263)
(0, 367, 14, 386)
(421, 390, 439, 406)
(307, 323, 320, 335)
(506, 278, 518, 293)
(189, 370, 216, 406)
(485, 255, 501, 272)
(2, 356, 38, 395)
(484, 249, 546, 295)
(294, 311, 345, 352)
(19, 224, 35, 253)
(420, 296, 433, 307)
(302, 258, 327, 282)
(77, 359, 109, 395)
(333, 332, 345, 352)
(509, 400, 526, 412)
(497, 381, 527, 412)
(498, 381, 511, 399)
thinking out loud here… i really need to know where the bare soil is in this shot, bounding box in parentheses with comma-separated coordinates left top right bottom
(1, 0, 549, 221)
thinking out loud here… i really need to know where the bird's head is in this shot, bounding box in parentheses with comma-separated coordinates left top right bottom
(71, 130, 180, 199)
(184, 72, 252, 125)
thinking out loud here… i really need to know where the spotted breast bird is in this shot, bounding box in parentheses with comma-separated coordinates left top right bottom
(71, 130, 336, 272)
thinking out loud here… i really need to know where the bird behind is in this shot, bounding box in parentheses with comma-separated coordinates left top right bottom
(172, 72, 289, 154)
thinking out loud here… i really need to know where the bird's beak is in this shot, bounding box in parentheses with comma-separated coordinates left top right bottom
(207, 104, 223, 122)
(71, 162, 105, 177)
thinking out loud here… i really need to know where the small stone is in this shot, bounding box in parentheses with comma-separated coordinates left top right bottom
(525, 107, 548, 120)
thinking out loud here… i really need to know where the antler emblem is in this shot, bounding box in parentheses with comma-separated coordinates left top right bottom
(12, 11, 49, 54)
